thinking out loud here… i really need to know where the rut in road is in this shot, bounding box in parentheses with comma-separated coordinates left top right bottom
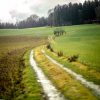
(30, 50, 66, 100)
(42, 50, 100, 98)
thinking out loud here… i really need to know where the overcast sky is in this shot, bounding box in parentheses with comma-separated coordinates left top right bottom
(0, 0, 85, 23)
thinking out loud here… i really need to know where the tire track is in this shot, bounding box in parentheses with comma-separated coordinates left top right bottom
(30, 50, 66, 100)
(42, 50, 100, 98)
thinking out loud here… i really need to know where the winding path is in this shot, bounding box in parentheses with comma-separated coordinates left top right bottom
(30, 50, 66, 100)
(42, 50, 100, 98)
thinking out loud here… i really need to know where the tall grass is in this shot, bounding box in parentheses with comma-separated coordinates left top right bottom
(0, 36, 46, 99)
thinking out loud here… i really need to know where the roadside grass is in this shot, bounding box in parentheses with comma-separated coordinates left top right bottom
(0, 36, 46, 99)
(16, 50, 44, 100)
(34, 47, 98, 100)
(45, 48, 100, 85)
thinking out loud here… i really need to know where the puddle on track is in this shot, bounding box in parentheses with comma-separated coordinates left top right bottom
(30, 50, 66, 100)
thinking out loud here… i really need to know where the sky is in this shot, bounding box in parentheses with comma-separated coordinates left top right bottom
(0, 0, 85, 23)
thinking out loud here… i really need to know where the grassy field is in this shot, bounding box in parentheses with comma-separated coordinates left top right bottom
(43, 24, 100, 86)
(0, 24, 100, 99)
(50, 24, 100, 71)
(0, 36, 46, 99)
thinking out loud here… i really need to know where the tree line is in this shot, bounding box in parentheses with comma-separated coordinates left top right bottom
(16, 15, 47, 29)
(0, 0, 100, 29)
(48, 0, 100, 26)
(0, 15, 47, 29)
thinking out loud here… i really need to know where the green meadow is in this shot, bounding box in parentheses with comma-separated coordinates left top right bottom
(0, 27, 53, 36)
(0, 24, 100, 71)
(0, 24, 100, 99)
(51, 24, 100, 71)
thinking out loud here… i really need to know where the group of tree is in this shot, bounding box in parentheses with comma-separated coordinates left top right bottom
(0, 0, 100, 29)
(0, 15, 47, 29)
(48, 0, 100, 26)
(0, 23, 16, 29)
(16, 15, 47, 28)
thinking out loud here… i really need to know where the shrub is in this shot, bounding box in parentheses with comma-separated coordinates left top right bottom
(46, 44, 54, 52)
(46, 44, 51, 49)
(54, 28, 66, 36)
(50, 48, 54, 52)
(57, 51, 63, 57)
(68, 55, 79, 62)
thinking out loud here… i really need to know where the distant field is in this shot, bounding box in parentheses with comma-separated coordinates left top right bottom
(0, 27, 53, 36)
(51, 24, 100, 71)
(0, 24, 100, 37)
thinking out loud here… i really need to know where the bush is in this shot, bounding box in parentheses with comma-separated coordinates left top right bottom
(54, 28, 66, 36)
(57, 51, 63, 57)
(46, 44, 54, 52)
(50, 48, 54, 52)
(46, 44, 51, 49)
(68, 55, 79, 62)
